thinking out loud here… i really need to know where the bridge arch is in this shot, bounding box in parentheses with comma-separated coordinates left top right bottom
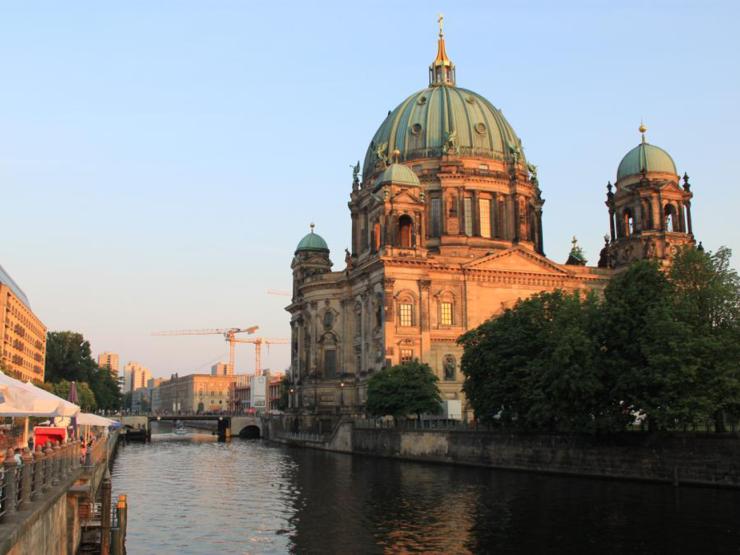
(238, 425, 261, 439)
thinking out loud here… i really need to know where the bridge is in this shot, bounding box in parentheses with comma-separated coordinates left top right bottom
(119, 415, 263, 439)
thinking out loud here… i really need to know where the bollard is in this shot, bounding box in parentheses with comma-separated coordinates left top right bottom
(117, 494, 128, 546)
(31, 446, 43, 500)
(3, 448, 18, 517)
(51, 442, 61, 486)
(111, 527, 122, 555)
(19, 448, 32, 509)
(100, 469, 112, 555)
(43, 443, 53, 492)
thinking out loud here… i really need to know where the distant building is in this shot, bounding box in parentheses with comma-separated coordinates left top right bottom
(211, 362, 231, 376)
(123, 361, 152, 394)
(0, 264, 46, 383)
(156, 374, 235, 414)
(97, 352, 120, 375)
(230, 370, 283, 413)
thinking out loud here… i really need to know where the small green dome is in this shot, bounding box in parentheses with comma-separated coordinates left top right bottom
(363, 86, 524, 181)
(295, 228, 329, 254)
(617, 142, 677, 181)
(374, 163, 421, 189)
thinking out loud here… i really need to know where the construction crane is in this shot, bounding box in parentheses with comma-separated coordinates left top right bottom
(152, 326, 258, 374)
(233, 337, 289, 375)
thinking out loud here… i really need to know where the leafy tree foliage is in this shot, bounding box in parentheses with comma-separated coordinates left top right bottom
(460, 247, 740, 432)
(39, 379, 97, 411)
(366, 361, 442, 421)
(45, 331, 121, 411)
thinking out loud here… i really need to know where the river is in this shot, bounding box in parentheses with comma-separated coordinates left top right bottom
(111, 424, 740, 554)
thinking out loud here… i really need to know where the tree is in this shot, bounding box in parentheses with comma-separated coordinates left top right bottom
(459, 290, 614, 431)
(366, 361, 442, 421)
(45, 331, 122, 411)
(39, 380, 97, 411)
(669, 246, 740, 430)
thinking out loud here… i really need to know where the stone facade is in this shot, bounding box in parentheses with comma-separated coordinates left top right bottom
(286, 31, 696, 421)
(154, 374, 235, 414)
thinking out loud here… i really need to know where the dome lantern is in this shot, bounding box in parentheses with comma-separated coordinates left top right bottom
(429, 14, 455, 87)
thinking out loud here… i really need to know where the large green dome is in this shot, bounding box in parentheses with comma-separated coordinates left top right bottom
(617, 141, 677, 181)
(363, 86, 524, 181)
(295, 229, 329, 254)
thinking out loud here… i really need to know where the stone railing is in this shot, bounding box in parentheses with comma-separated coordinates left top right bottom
(0, 440, 81, 522)
(276, 431, 326, 443)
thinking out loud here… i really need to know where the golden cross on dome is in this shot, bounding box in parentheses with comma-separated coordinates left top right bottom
(438, 13, 444, 38)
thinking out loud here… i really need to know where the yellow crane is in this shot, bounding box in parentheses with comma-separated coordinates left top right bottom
(233, 337, 289, 375)
(151, 326, 258, 374)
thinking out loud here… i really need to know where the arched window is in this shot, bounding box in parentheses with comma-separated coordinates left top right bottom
(399, 215, 413, 248)
(623, 208, 634, 237)
(664, 204, 677, 232)
(373, 222, 381, 252)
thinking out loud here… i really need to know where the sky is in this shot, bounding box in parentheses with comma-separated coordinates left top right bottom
(1, 1, 739, 378)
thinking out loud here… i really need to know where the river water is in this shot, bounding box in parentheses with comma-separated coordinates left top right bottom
(111, 425, 740, 554)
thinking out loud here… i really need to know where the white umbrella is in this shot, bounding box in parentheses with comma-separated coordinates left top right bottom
(0, 372, 60, 416)
(18, 380, 80, 417)
(77, 413, 116, 427)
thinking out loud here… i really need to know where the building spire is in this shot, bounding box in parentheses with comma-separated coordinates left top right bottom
(429, 14, 456, 86)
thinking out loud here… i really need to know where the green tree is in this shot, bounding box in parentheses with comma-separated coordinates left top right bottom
(45, 331, 122, 411)
(669, 246, 740, 430)
(39, 379, 97, 411)
(366, 361, 442, 421)
(459, 290, 613, 431)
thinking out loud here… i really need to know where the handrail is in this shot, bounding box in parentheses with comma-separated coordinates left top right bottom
(0, 439, 83, 524)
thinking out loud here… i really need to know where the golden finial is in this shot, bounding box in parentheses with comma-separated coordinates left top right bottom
(392, 148, 401, 163)
(639, 120, 647, 143)
(309, 222, 315, 233)
(438, 13, 444, 38)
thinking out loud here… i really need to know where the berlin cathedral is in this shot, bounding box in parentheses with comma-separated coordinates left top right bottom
(286, 23, 696, 421)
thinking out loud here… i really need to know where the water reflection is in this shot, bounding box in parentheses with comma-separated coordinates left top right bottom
(111, 434, 740, 554)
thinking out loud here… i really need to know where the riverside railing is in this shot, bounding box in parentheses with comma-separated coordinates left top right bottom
(0, 440, 81, 522)
(353, 418, 472, 431)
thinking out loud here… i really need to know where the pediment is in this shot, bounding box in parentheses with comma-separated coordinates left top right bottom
(390, 189, 423, 205)
(464, 247, 571, 275)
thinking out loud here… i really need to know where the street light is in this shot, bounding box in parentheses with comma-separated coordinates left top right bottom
(339, 381, 345, 408)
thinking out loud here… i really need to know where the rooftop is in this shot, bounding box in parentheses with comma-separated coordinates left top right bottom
(0, 264, 31, 309)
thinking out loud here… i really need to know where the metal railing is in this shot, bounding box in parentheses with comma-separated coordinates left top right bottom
(0, 440, 81, 522)
(354, 418, 472, 431)
(276, 431, 326, 443)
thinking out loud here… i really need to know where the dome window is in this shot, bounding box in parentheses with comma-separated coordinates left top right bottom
(474, 123, 487, 135)
(410, 123, 423, 135)
(417, 96, 427, 105)
(466, 96, 475, 104)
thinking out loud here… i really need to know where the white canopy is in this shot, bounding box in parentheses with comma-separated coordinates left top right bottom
(18, 380, 80, 417)
(0, 372, 60, 417)
(77, 413, 116, 427)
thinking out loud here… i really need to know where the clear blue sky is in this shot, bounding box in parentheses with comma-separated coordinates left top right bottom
(2, 1, 738, 378)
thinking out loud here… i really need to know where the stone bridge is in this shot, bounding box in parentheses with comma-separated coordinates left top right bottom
(119, 415, 263, 439)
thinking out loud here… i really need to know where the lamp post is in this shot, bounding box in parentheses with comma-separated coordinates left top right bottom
(289, 388, 295, 410)
(339, 381, 345, 409)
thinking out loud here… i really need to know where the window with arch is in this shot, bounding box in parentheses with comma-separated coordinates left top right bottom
(440, 301, 453, 326)
(400, 349, 414, 363)
(399, 215, 413, 248)
(399, 303, 413, 327)
(623, 208, 634, 237)
(373, 222, 381, 252)
(664, 204, 677, 232)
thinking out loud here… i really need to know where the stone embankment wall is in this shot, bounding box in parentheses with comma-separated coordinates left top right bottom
(266, 416, 740, 488)
(351, 429, 740, 487)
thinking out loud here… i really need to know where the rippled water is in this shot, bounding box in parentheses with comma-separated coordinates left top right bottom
(111, 425, 740, 554)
